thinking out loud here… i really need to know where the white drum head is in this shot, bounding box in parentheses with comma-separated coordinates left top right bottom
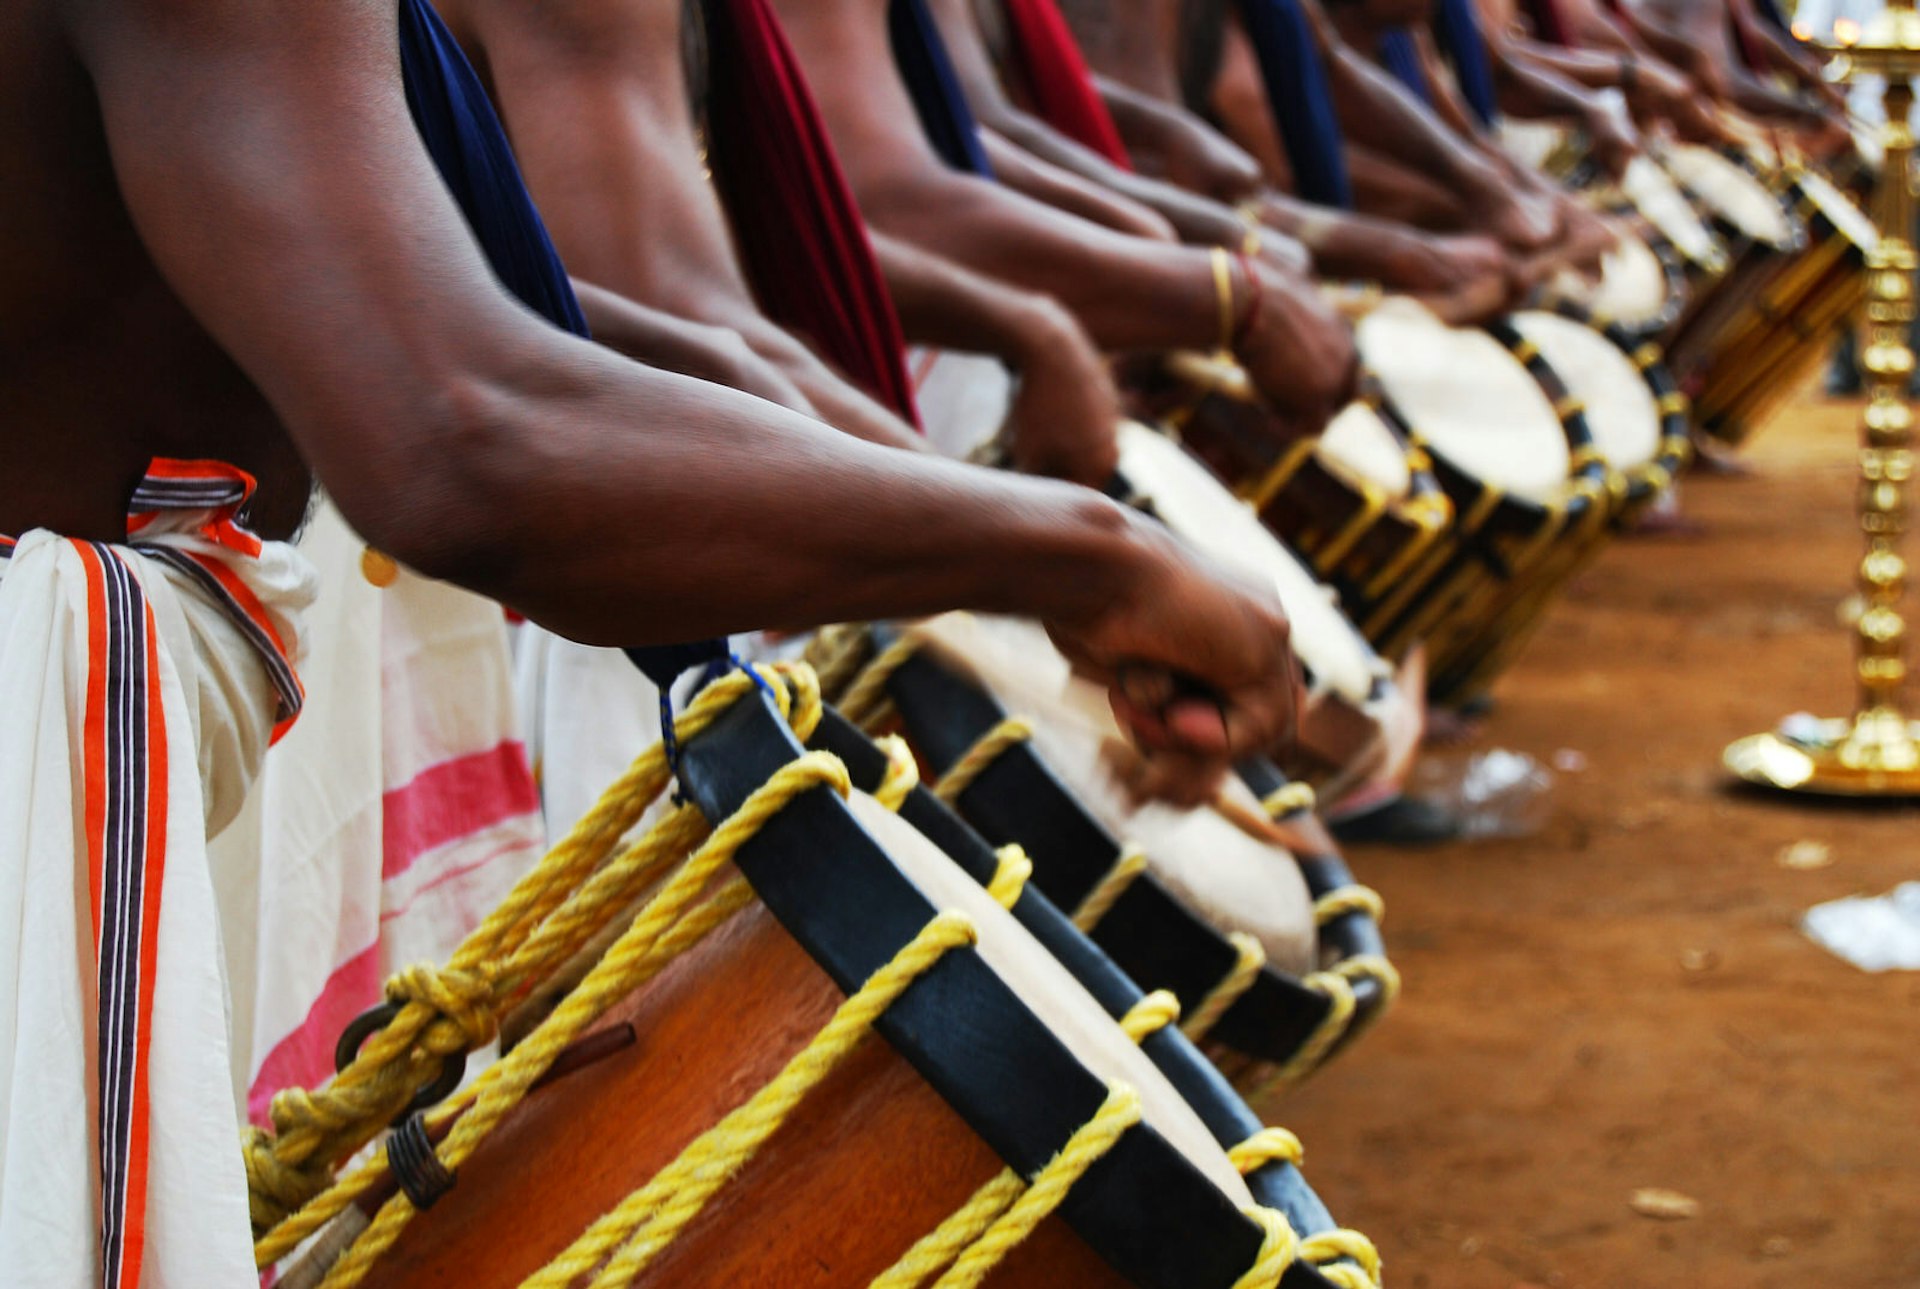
(1510, 310, 1661, 470)
(1357, 298, 1571, 506)
(1796, 167, 1878, 252)
(905, 612, 1318, 976)
(1620, 155, 1724, 267)
(1318, 400, 1414, 500)
(856, 790, 1257, 1202)
(1551, 229, 1668, 328)
(1661, 144, 1796, 248)
(1116, 422, 1389, 707)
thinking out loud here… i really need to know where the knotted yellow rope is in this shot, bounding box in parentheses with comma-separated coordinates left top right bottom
(934, 718, 1035, 806)
(249, 666, 817, 1253)
(1232, 1206, 1301, 1289)
(1119, 990, 1182, 1042)
(1229, 1126, 1305, 1174)
(987, 845, 1033, 909)
(1313, 885, 1386, 928)
(1071, 848, 1148, 933)
(1229, 1128, 1382, 1287)
(1303, 1229, 1385, 1289)
(1183, 932, 1268, 1043)
(323, 749, 853, 1288)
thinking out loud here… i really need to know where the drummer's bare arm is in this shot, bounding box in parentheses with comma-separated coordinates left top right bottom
(64, 0, 1302, 761)
(1093, 77, 1270, 202)
(1216, 7, 1558, 250)
(771, 0, 1355, 426)
(869, 232, 1123, 485)
(1484, 38, 1644, 174)
(569, 281, 821, 420)
(976, 130, 1180, 241)
(922, 0, 1309, 267)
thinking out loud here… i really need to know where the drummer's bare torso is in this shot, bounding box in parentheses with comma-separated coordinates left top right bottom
(434, 0, 759, 327)
(0, 0, 313, 544)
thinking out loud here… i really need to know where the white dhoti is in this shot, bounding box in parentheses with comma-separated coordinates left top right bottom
(0, 460, 315, 1288)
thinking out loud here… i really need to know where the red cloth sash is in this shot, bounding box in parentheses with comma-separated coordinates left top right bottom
(998, 0, 1135, 169)
(703, 0, 921, 426)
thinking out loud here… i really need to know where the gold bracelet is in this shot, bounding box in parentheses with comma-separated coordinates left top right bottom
(1210, 246, 1237, 353)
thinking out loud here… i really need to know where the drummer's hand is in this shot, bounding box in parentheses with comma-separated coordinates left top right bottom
(1044, 517, 1302, 766)
(1231, 259, 1359, 433)
(1004, 299, 1122, 486)
(1114, 744, 1237, 808)
(1585, 94, 1644, 180)
(1482, 188, 1559, 256)
(1379, 231, 1513, 303)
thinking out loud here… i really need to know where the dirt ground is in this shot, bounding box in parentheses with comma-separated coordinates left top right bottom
(1266, 386, 1920, 1289)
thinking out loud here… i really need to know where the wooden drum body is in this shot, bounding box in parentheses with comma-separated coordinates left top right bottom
(303, 679, 1374, 1289)
(1671, 163, 1876, 445)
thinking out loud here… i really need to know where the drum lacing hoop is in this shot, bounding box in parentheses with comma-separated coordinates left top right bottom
(248, 665, 829, 1271)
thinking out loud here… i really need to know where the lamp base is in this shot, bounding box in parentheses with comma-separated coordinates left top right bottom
(1724, 710, 1920, 796)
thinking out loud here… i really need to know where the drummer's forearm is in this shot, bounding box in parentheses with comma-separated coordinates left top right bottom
(1093, 76, 1269, 204)
(1324, 44, 1508, 208)
(871, 231, 1086, 372)
(861, 169, 1225, 353)
(986, 106, 1262, 255)
(1494, 42, 1621, 120)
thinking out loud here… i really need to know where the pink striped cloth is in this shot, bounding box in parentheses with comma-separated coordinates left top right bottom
(208, 502, 544, 1126)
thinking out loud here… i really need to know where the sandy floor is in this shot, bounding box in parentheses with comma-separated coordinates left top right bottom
(1263, 387, 1920, 1289)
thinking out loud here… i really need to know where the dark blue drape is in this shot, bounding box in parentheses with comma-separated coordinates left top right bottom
(397, 0, 727, 691)
(889, 0, 997, 176)
(1377, 29, 1432, 105)
(1233, 0, 1354, 209)
(1433, 0, 1499, 127)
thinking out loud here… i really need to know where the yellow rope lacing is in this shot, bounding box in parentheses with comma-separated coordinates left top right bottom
(933, 717, 1035, 806)
(1228, 1129, 1383, 1288)
(1071, 847, 1148, 932)
(873, 1082, 1144, 1289)
(526, 912, 980, 1289)
(252, 661, 1311, 1289)
(987, 845, 1033, 909)
(1183, 931, 1268, 1043)
(1313, 885, 1386, 928)
(246, 666, 820, 1255)
(322, 746, 854, 1287)
(1229, 1126, 1305, 1173)
(873, 734, 921, 810)
(836, 635, 924, 730)
(1260, 954, 1403, 1093)
(804, 624, 875, 700)
(1119, 989, 1183, 1042)
(1261, 783, 1318, 819)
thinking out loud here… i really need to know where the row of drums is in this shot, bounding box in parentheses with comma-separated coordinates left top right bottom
(276, 142, 1876, 1289)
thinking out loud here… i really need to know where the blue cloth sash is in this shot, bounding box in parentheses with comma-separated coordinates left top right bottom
(1377, 29, 1433, 105)
(397, 0, 727, 692)
(1233, 0, 1354, 209)
(889, 0, 997, 176)
(1433, 0, 1499, 127)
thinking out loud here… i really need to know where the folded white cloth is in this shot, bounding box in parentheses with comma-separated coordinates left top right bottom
(0, 461, 314, 1289)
